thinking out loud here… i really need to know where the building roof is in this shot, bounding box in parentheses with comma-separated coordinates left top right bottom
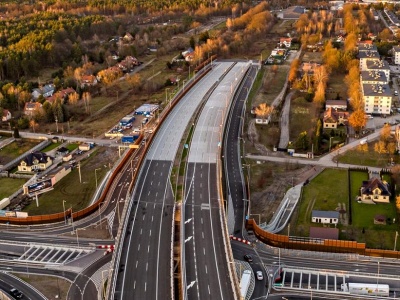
(282, 6, 305, 19)
(358, 43, 378, 52)
(362, 83, 392, 97)
(360, 70, 388, 83)
(57, 147, 69, 154)
(312, 210, 340, 219)
(361, 178, 391, 196)
(24, 102, 42, 111)
(366, 59, 390, 71)
(393, 46, 400, 53)
(309, 227, 339, 240)
(326, 100, 347, 108)
(21, 152, 52, 166)
(358, 51, 380, 59)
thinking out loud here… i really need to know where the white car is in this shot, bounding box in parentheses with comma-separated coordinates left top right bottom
(256, 271, 263, 280)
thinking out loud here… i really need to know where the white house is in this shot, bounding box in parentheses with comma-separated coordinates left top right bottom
(311, 210, 339, 224)
(362, 83, 392, 115)
(31, 84, 55, 100)
(279, 37, 292, 48)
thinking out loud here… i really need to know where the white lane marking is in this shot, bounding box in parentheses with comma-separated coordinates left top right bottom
(203, 248, 205, 255)
(138, 244, 140, 251)
(202, 232, 204, 239)
(148, 191, 151, 196)
(151, 181, 153, 185)
(205, 265, 208, 274)
(146, 262, 148, 271)
(134, 281, 136, 290)
(208, 285, 210, 295)
(149, 230, 152, 237)
(143, 214, 146, 220)
(145, 282, 147, 292)
(152, 216, 154, 222)
(136, 261, 138, 268)
(148, 245, 150, 253)
(140, 228, 142, 235)
(201, 218, 203, 224)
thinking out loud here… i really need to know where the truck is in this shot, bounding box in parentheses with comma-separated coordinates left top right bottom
(121, 135, 139, 144)
(341, 283, 389, 297)
(240, 270, 252, 299)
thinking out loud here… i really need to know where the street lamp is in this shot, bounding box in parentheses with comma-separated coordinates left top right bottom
(329, 136, 334, 152)
(95, 168, 101, 188)
(62, 200, 67, 225)
(165, 88, 170, 107)
(395, 231, 399, 251)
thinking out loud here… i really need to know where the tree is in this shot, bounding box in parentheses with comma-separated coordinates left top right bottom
(68, 92, 79, 105)
(82, 92, 91, 115)
(254, 103, 273, 121)
(288, 59, 299, 83)
(13, 127, 20, 138)
(374, 140, 387, 154)
(348, 109, 367, 134)
(380, 124, 391, 142)
(29, 119, 38, 133)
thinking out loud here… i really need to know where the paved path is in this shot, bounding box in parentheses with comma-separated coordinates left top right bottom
(278, 91, 295, 149)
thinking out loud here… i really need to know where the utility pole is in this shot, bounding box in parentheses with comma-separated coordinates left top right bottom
(77, 162, 82, 183)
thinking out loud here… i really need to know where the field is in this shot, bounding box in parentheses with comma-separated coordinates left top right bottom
(0, 178, 27, 200)
(41, 142, 61, 152)
(0, 139, 41, 165)
(291, 168, 400, 249)
(23, 147, 118, 215)
(338, 142, 399, 168)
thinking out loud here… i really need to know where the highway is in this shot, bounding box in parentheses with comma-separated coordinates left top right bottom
(115, 62, 235, 300)
(183, 62, 251, 299)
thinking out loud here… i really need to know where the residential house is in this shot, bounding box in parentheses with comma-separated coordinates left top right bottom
(81, 75, 98, 88)
(46, 87, 76, 104)
(31, 84, 55, 100)
(18, 152, 53, 172)
(393, 46, 400, 65)
(359, 177, 391, 204)
(56, 146, 69, 156)
(360, 70, 388, 85)
(182, 47, 194, 62)
(323, 107, 349, 129)
(326, 100, 347, 111)
(123, 32, 134, 42)
(1, 109, 11, 121)
(279, 37, 292, 48)
(362, 83, 392, 115)
(311, 210, 339, 224)
(358, 51, 380, 71)
(255, 114, 271, 125)
(24, 102, 42, 117)
(365, 60, 390, 81)
(358, 43, 378, 52)
(117, 56, 139, 72)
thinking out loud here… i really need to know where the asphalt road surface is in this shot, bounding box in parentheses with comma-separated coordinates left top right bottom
(115, 62, 235, 300)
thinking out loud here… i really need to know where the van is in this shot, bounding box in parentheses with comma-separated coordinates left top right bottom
(360, 139, 367, 145)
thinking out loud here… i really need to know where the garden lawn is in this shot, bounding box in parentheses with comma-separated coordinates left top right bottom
(294, 169, 348, 236)
(24, 149, 109, 215)
(41, 142, 61, 153)
(66, 143, 79, 151)
(349, 170, 399, 249)
(0, 178, 27, 200)
(0, 139, 41, 164)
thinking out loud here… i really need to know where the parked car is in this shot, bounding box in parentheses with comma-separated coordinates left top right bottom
(244, 254, 253, 262)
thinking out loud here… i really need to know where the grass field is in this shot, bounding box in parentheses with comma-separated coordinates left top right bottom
(0, 178, 27, 199)
(326, 73, 348, 101)
(289, 96, 319, 149)
(41, 142, 61, 152)
(294, 169, 348, 236)
(23, 147, 115, 215)
(0, 139, 41, 165)
(338, 142, 398, 168)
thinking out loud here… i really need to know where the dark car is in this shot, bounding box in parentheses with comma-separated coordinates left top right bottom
(10, 288, 23, 299)
(244, 254, 253, 262)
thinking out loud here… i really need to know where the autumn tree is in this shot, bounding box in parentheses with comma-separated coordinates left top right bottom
(68, 92, 79, 105)
(288, 59, 300, 84)
(374, 140, 387, 154)
(380, 124, 391, 142)
(82, 92, 91, 115)
(348, 109, 367, 134)
(254, 103, 273, 121)
(29, 119, 38, 133)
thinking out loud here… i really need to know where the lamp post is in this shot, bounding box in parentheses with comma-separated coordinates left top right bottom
(55, 116, 59, 133)
(329, 136, 333, 152)
(165, 88, 170, 107)
(395, 231, 399, 251)
(62, 200, 67, 225)
(95, 168, 101, 188)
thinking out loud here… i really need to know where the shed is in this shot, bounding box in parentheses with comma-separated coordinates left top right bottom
(56, 147, 69, 156)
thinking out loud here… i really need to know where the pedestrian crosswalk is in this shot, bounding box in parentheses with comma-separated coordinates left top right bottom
(17, 245, 92, 265)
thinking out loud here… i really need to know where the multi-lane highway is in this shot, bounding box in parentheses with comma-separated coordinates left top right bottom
(114, 62, 236, 300)
(183, 62, 250, 299)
